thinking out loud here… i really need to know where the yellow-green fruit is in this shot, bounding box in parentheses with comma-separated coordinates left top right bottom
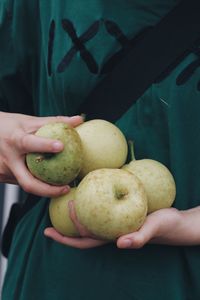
(49, 188, 79, 236)
(26, 122, 83, 185)
(75, 119, 128, 178)
(123, 159, 176, 213)
(75, 168, 147, 240)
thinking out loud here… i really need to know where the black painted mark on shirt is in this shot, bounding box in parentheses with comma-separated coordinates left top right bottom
(100, 20, 130, 74)
(47, 18, 151, 76)
(176, 59, 200, 85)
(105, 20, 130, 46)
(154, 52, 187, 84)
(57, 19, 100, 74)
(176, 46, 200, 91)
(47, 20, 55, 76)
(101, 21, 152, 74)
(155, 42, 200, 91)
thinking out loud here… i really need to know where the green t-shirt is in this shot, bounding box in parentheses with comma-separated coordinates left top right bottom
(1, 1, 200, 299)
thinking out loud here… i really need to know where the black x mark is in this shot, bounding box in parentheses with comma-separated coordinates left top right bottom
(101, 20, 152, 74)
(48, 19, 152, 76)
(57, 19, 100, 74)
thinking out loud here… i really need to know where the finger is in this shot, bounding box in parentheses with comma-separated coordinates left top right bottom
(17, 134, 64, 154)
(44, 227, 108, 249)
(117, 215, 159, 249)
(28, 115, 83, 133)
(68, 201, 95, 237)
(11, 159, 70, 197)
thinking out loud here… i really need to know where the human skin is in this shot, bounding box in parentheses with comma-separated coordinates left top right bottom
(1, 111, 200, 250)
(44, 201, 200, 249)
(0, 112, 83, 197)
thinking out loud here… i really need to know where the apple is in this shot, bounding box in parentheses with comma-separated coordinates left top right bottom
(49, 187, 79, 236)
(26, 122, 83, 185)
(75, 119, 128, 178)
(122, 141, 176, 213)
(75, 168, 147, 240)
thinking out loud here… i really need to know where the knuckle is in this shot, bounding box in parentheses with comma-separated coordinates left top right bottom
(19, 134, 29, 151)
(4, 135, 15, 147)
(6, 130, 26, 151)
(135, 237, 145, 248)
(9, 130, 21, 146)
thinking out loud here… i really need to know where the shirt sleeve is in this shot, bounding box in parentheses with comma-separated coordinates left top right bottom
(0, 0, 35, 114)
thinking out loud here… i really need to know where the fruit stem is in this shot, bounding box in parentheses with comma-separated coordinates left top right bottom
(128, 140, 136, 161)
(115, 188, 128, 200)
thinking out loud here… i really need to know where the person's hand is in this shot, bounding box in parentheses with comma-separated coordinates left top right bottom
(44, 204, 182, 249)
(44, 199, 200, 249)
(44, 200, 108, 249)
(0, 111, 82, 197)
(117, 207, 186, 249)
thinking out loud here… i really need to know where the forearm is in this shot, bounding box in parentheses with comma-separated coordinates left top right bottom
(150, 206, 200, 246)
(177, 206, 200, 245)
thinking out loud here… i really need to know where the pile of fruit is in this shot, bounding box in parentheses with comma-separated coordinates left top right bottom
(26, 119, 176, 241)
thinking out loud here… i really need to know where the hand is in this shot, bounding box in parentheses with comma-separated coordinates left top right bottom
(44, 202, 200, 249)
(0, 112, 82, 197)
(44, 200, 108, 249)
(117, 207, 185, 249)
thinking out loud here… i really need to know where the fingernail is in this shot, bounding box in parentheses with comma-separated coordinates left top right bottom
(70, 115, 81, 119)
(70, 115, 83, 122)
(52, 141, 63, 151)
(44, 229, 49, 236)
(62, 186, 70, 194)
(68, 200, 73, 209)
(120, 239, 132, 248)
(68, 201, 74, 215)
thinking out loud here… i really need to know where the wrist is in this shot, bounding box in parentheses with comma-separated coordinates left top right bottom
(151, 207, 199, 246)
(175, 207, 200, 245)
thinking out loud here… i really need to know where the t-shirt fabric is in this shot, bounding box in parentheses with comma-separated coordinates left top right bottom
(1, 1, 200, 299)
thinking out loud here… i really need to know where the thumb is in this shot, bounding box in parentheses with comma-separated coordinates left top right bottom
(68, 200, 89, 236)
(68, 201, 99, 238)
(117, 213, 160, 249)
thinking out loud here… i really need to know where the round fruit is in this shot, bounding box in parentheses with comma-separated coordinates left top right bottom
(49, 187, 79, 236)
(75, 119, 128, 178)
(75, 168, 147, 240)
(26, 122, 83, 185)
(123, 159, 176, 213)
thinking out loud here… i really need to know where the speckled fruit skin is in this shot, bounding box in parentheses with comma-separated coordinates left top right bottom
(26, 122, 83, 185)
(123, 159, 176, 213)
(75, 119, 128, 178)
(49, 187, 79, 236)
(75, 168, 147, 240)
